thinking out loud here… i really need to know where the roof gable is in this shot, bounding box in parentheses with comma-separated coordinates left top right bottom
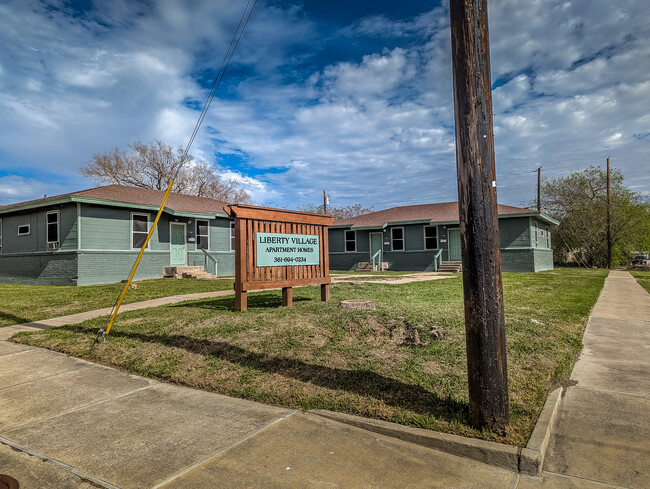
(0, 184, 230, 217)
(333, 202, 557, 228)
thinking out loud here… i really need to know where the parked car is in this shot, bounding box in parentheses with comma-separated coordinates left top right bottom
(632, 254, 648, 265)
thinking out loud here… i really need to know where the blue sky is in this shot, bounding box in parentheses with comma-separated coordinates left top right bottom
(0, 0, 648, 209)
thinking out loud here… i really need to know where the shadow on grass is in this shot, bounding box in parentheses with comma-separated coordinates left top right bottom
(169, 293, 312, 312)
(0, 311, 31, 327)
(104, 326, 469, 422)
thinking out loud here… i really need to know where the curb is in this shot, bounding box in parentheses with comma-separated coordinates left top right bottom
(519, 387, 562, 475)
(310, 387, 562, 475)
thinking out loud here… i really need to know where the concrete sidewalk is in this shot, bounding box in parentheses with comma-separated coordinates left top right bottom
(543, 270, 650, 489)
(0, 270, 647, 488)
(0, 342, 516, 488)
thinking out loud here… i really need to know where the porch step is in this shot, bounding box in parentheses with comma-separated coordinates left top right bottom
(438, 261, 462, 273)
(164, 266, 217, 280)
(356, 261, 389, 272)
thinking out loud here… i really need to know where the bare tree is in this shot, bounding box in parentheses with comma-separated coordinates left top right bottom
(80, 139, 251, 203)
(298, 202, 374, 220)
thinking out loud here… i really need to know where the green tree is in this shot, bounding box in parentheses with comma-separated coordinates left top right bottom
(542, 165, 650, 268)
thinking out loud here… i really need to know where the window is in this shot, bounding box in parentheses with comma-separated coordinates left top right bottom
(196, 220, 209, 250)
(132, 214, 149, 249)
(230, 221, 236, 251)
(18, 224, 30, 236)
(546, 225, 550, 248)
(424, 226, 437, 250)
(47, 211, 59, 244)
(345, 230, 356, 252)
(391, 227, 404, 251)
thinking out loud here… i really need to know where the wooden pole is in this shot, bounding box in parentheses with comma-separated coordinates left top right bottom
(234, 216, 247, 312)
(449, 0, 509, 430)
(606, 156, 612, 269)
(537, 167, 542, 212)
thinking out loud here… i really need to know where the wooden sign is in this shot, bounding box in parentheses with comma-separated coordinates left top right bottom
(225, 204, 334, 312)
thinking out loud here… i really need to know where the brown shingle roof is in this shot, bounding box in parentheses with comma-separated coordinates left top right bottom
(333, 202, 540, 228)
(0, 185, 230, 216)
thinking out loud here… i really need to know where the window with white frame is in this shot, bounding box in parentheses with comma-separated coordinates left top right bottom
(196, 219, 209, 250)
(546, 225, 550, 248)
(391, 227, 404, 251)
(132, 214, 149, 249)
(230, 221, 236, 251)
(424, 226, 437, 249)
(46, 211, 59, 244)
(345, 230, 356, 252)
(18, 224, 30, 236)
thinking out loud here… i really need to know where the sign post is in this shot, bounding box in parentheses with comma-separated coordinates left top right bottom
(226, 205, 334, 312)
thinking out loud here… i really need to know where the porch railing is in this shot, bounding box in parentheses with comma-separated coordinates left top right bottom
(201, 249, 218, 276)
(371, 250, 381, 272)
(434, 249, 443, 271)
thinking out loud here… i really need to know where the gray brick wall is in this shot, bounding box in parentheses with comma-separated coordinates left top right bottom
(0, 251, 79, 285)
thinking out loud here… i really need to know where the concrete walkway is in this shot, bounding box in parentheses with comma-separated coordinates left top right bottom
(330, 271, 458, 284)
(542, 270, 650, 488)
(0, 270, 647, 488)
(0, 290, 236, 341)
(0, 273, 458, 341)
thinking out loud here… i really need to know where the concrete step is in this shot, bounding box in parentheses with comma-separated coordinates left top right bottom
(355, 261, 389, 272)
(165, 266, 217, 280)
(438, 261, 462, 273)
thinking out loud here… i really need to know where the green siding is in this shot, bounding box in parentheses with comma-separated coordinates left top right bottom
(80, 205, 131, 250)
(210, 218, 232, 252)
(499, 217, 530, 248)
(329, 218, 554, 273)
(383, 251, 439, 271)
(329, 229, 345, 253)
(403, 224, 424, 251)
(330, 252, 366, 271)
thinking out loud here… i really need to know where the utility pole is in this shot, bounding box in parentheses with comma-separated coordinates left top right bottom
(323, 190, 329, 215)
(606, 156, 612, 269)
(449, 0, 509, 430)
(537, 167, 542, 211)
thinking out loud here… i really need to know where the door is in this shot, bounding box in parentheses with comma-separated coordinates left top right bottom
(448, 228, 461, 261)
(370, 233, 383, 264)
(170, 223, 186, 266)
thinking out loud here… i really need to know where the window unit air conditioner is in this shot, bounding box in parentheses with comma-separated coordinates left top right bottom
(48, 242, 60, 250)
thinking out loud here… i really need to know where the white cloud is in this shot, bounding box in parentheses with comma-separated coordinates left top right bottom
(0, 0, 648, 211)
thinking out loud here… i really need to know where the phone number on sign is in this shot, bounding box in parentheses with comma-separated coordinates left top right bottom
(273, 256, 307, 263)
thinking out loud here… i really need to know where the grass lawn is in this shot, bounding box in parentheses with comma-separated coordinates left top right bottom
(11, 267, 607, 446)
(0, 278, 234, 327)
(630, 269, 650, 294)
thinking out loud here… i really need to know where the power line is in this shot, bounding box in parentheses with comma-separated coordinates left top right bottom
(176, 0, 258, 177)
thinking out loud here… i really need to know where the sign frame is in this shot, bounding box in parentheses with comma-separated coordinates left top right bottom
(225, 204, 334, 312)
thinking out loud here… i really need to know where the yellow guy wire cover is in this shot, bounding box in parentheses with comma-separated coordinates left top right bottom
(104, 181, 174, 336)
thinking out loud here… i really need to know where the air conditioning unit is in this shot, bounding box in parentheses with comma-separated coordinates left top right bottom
(48, 242, 60, 250)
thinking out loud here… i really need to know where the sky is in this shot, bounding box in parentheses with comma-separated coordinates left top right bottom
(0, 0, 648, 210)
